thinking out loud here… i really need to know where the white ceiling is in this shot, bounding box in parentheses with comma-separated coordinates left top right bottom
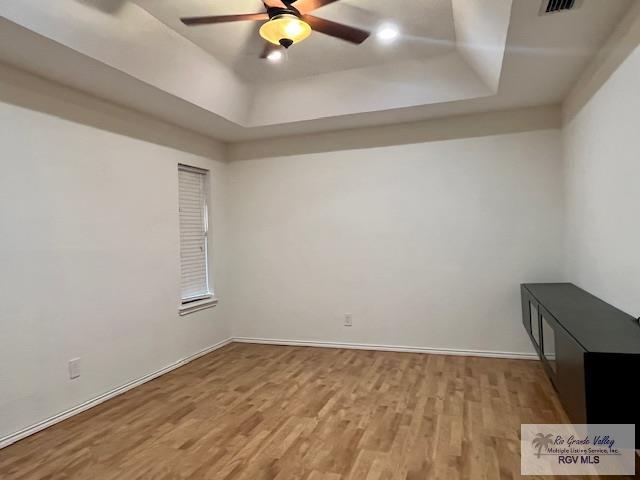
(136, 0, 457, 83)
(0, 0, 633, 141)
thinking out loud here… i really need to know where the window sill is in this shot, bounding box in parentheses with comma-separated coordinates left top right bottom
(179, 297, 218, 316)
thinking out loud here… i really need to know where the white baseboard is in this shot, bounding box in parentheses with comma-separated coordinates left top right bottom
(0, 338, 233, 450)
(0, 336, 536, 450)
(232, 337, 539, 360)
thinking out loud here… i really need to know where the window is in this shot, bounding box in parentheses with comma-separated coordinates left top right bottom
(178, 164, 215, 313)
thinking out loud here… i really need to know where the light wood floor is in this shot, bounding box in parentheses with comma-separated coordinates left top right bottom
(0, 343, 631, 479)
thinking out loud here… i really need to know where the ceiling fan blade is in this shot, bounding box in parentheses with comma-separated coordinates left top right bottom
(260, 42, 282, 59)
(293, 0, 340, 14)
(181, 13, 268, 26)
(303, 15, 370, 44)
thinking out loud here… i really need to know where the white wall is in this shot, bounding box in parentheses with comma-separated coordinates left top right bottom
(0, 64, 230, 442)
(0, 65, 570, 446)
(562, 44, 640, 318)
(0, 5, 637, 446)
(226, 118, 565, 355)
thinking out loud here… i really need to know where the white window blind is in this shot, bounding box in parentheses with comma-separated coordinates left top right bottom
(178, 165, 211, 303)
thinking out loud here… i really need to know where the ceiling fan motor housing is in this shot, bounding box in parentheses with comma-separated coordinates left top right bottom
(266, 6, 299, 18)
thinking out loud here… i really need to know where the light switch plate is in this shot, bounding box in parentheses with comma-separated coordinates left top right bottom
(68, 358, 81, 379)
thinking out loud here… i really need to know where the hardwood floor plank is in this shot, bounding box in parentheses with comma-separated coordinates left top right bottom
(0, 343, 633, 479)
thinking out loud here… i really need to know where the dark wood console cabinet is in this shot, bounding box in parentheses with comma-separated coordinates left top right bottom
(521, 283, 640, 448)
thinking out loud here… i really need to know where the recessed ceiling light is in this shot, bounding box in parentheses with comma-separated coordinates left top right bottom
(376, 23, 399, 42)
(267, 50, 283, 62)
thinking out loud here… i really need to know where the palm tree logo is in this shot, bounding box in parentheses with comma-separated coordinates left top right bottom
(532, 433, 554, 458)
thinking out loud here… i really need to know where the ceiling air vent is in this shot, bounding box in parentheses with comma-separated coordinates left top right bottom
(540, 0, 581, 15)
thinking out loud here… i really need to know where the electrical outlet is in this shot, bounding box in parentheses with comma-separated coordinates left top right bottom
(68, 358, 81, 380)
(344, 314, 353, 327)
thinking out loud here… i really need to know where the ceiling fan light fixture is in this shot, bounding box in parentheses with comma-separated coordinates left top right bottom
(259, 14, 312, 47)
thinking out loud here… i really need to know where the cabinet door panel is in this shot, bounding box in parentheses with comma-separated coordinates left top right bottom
(555, 324, 587, 423)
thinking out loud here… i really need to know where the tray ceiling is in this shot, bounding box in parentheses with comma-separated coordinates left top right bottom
(135, 0, 457, 83)
(0, 0, 633, 140)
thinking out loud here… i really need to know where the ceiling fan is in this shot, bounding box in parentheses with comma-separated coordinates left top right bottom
(180, 0, 371, 59)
